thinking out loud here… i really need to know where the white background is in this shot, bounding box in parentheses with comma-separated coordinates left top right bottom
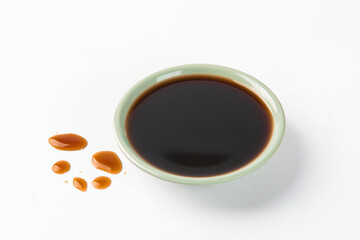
(0, 0, 359, 239)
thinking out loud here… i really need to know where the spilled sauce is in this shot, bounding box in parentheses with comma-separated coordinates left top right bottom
(73, 177, 87, 192)
(92, 176, 112, 190)
(48, 133, 88, 151)
(48, 133, 125, 192)
(52, 161, 71, 174)
(92, 151, 122, 174)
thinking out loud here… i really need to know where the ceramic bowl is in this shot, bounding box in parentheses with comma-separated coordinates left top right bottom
(114, 64, 285, 184)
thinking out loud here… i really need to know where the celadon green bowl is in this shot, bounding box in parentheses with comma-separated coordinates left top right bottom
(114, 64, 285, 185)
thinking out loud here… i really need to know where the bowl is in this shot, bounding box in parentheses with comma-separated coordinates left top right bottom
(114, 64, 285, 184)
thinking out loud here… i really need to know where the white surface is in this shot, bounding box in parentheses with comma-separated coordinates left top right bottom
(0, 1, 359, 239)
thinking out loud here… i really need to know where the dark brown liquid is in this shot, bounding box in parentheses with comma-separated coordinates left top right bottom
(52, 160, 71, 174)
(73, 177, 87, 192)
(126, 74, 273, 177)
(48, 133, 87, 151)
(92, 176, 112, 189)
(92, 151, 122, 174)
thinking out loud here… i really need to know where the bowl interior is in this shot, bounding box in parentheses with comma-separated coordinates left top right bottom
(114, 64, 285, 184)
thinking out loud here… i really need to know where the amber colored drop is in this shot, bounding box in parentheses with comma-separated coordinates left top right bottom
(52, 160, 71, 174)
(64, 180, 68, 184)
(92, 151, 122, 174)
(73, 177, 87, 192)
(48, 133, 87, 151)
(92, 176, 111, 190)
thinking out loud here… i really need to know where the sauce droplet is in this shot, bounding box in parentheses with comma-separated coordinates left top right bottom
(64, 180, 68, 184)
(73, 177, 87, 192)
(92, 151, 122, 174)
(92, 176, 112, 190)
(48, 133, 87, 151)
(52, 161, 71, 174)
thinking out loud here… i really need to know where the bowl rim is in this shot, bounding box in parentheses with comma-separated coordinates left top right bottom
(114, 64, 286, 185)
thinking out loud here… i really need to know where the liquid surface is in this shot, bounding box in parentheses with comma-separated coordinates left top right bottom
(92, 151, 122, 174)
(126, 74, 273, 177)
(73, 177, 87, 192)
(48, 133, 87, 151)
(52, 160, 71, 174)
(92, 176, 112, 189)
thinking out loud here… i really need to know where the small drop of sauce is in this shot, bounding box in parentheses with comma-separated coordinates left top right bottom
(64, 180, 68, 184)
(73, 177, 87, 192)
(92, 176, 112, 190)
(52, 161, 71, 174)
(92, 151, 122, 174)
(48, 133, 87, 151)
